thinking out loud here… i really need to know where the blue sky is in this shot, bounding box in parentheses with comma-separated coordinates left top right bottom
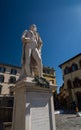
(0, 0, 81, 92)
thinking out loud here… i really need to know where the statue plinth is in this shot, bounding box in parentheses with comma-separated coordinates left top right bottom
(12, 77, 56, 130)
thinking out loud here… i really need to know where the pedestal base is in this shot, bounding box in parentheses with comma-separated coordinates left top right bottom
(12, 77, 56, 130)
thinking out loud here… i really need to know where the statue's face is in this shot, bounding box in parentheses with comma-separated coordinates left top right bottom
(30, 24, 37, 32)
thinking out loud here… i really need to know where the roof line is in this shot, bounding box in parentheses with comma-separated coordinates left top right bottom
(59, 53, 81, 68)
(0, 62, 21, 69)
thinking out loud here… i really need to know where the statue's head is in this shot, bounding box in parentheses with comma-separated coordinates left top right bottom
(30, 24, 37, 32)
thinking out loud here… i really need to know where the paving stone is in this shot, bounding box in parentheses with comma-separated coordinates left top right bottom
(55, 114, 81, 130)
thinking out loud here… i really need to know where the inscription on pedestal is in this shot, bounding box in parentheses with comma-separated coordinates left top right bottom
(31, 99, 50, 130)
(26, 92, 51, 130)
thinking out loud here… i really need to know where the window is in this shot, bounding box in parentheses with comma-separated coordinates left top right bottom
(7, 99, 13, 107)
(71, 63, 78, 71)
(64, 67, 70, 74)
(0, 75, 4, 83)
(0, 85, 2, 94)
(67, 79, 72, 89)
(0, 67, 6, 73)
(47, 69, 50, 74)
(43, 69, 50, 74)
(11, 69, 17, 75)
(9, 76, 16, 84)
(73, 77, 81, 87)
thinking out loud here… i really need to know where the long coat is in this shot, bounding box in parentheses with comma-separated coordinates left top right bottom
(21, 30, 43, 73)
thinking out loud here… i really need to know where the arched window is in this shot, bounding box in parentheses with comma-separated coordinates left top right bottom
(0, 75, 4, 83)
(0, 85, 2, 94)
(9, 76, 16, 84)
(71, 63, 78, 71)
(67, 79, 72, 89)
(0, 67, 6, 73)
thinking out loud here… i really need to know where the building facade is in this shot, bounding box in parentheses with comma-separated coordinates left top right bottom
(0, 63, 20, 95)
(0, 63, 57, 129)
(0, 63, 21, 129)
(59, 53, 81, 110)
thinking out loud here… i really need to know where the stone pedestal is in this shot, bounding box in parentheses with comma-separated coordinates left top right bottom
(12, 77, 56, 130)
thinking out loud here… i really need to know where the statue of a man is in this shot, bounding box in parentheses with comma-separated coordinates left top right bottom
(21, 24, 43, 77)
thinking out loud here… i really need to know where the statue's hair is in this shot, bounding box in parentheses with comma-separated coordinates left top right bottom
(30, 24, 37, 30)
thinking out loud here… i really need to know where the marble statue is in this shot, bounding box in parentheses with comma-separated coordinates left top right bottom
(21, 24, 43, 77)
